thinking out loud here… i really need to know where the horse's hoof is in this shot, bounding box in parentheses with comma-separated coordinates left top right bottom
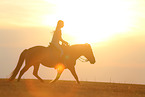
(17, 80, 20, 82)
(41, 80, 44, 83)
(49, 81, 55, 84)
(8, 79, 13, 82)
(77, 81, 80, 84)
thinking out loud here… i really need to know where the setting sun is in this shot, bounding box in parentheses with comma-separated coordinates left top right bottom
(43, 0, 135, 44)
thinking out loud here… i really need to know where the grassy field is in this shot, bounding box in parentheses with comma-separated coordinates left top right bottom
(0, 79, 145, 97)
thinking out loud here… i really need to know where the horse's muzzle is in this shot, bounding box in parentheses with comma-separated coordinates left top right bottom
(90, 60, 96, 64)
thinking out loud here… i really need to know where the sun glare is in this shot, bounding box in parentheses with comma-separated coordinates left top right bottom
(55, 63, 65, 73)
(43, 0, 134, 44)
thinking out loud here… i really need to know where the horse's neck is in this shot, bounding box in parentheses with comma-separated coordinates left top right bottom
(70, 44, 85, 59)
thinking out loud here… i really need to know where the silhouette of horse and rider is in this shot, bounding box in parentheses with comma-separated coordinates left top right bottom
(9, 20, 96, 84)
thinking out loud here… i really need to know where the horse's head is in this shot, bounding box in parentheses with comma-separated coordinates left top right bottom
(83, 43, 96, 64)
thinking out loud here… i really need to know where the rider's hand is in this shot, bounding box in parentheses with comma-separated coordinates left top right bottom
(66, 42, 69, 46)
(64, 41, 69, 46)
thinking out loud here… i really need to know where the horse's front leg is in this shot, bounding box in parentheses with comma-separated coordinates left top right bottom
(49, 71, 63, 84)
(69, 67, 80, 84)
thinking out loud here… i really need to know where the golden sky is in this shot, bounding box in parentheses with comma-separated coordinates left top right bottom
(0, 0, 145, 43)
(1, 0, 145, 84)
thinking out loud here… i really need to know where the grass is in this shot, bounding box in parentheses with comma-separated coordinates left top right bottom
(0, 79, 145, 97)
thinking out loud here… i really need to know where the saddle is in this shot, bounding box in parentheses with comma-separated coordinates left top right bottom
(48, 42, 69, 63)
(49, 42, 69, 52)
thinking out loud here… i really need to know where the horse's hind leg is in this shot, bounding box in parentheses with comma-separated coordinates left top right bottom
(17, 65, 31, 82)
(33, 64, 44, 82)
(50, 73, 61, 84)
(50, 71, 63, 84)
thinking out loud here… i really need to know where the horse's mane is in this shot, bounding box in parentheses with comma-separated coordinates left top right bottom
(70, 43, 90, 48)
(70, 43, 89, 47)
(68, 43, 90, 53)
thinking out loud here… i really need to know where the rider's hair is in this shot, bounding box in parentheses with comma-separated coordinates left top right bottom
(57, 20, 64, 28)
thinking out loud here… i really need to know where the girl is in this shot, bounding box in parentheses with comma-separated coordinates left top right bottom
(51, 20, 69, 57)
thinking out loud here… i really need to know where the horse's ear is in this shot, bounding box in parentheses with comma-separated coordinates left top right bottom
(85, 43, 89, 45)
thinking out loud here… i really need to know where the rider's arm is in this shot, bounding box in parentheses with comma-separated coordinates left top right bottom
(60, 37, 69, 45)
(59, 30, 69, 45)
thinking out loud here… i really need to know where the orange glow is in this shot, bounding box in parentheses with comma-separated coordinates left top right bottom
(42, 0, 135, 44)
(55, 63, 65, 73)
(0, 0, 137, 44)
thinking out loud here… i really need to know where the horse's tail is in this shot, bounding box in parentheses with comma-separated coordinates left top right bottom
(9, 49, 27, 81)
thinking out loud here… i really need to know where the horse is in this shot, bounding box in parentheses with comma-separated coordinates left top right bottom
(9, 43, 96, 84)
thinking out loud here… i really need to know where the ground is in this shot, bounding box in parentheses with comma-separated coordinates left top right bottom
(0, 79, 145, 97)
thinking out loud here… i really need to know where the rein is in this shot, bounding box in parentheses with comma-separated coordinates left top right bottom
(79, 57, 89, 62)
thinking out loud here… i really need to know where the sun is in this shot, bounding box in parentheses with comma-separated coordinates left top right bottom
(43, 0, 134, 44)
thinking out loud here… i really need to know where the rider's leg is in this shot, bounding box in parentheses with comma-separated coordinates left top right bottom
(51, 43, 67, 67)
(56, 44, 63, 57)
(52, 43, 63, 57)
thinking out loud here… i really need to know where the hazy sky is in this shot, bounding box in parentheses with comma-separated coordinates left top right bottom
(1, 0, 145, 84)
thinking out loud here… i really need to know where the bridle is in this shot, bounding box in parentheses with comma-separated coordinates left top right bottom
(78, 44, 90, 62)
